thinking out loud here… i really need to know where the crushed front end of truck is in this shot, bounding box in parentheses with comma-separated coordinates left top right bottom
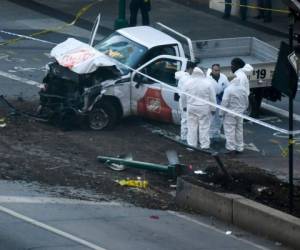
(38, 38, 122, 130)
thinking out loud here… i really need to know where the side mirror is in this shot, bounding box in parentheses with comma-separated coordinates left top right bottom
(135, 82, 141, 89)
(133, 73, 150, 88)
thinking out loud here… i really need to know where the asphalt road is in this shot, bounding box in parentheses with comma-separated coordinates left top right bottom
(0, 180, 291, 250)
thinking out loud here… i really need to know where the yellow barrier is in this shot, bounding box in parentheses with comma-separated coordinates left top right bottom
(0, 0, 102, 47)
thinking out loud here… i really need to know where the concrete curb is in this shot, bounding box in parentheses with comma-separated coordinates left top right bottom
(176, 177, 300, 249)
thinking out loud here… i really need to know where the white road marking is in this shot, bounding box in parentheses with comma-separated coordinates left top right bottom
(0, 53, 25, 63)
(220, 133, 260, 152)
(244, 143, 260, 152)
(258, 116, 282, 122)
(8, 66, 45, 73)
(222, 135, 259, 152)
(0, 70, 42, 88)
(44, 52, 51, 58)
(0, 54, 9, 60)
(273, 132, 300, 141)
(0, 205, 107, 250)
(0, 30, 57, 45)
(143, 124, 261, 152)
(261, 102, 300, 122)
(168, 211, 270, 250)
(0, 196, 121, 206)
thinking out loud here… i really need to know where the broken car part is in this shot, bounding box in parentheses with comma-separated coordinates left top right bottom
(97, 154, 187, 178)
(0, 95, 47, 122)
(143, 124, 233, 181)
(39, 61, 121, 130)
(105, 154, 132, 171)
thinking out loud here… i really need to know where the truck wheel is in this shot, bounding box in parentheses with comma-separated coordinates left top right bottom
(36, 105, 51, 120)
(88, 102, 117, 130)
(247, 93, 263, 118)
(36, 105, 57, 123)
(58, 108, 77, 131)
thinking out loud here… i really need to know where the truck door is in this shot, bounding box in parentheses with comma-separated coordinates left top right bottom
(131, 55, 187, 124)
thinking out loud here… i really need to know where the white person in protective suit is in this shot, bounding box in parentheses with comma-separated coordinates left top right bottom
(219, 77, 249, 154)
(230, 57, 253, 96)
(219, 57, 253, 154)
(206, 64, 229, 140)
(182, 67, 216, 149)
(174, 61, 196, 142)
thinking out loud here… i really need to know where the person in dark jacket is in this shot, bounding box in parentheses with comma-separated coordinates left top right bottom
(223, 0, 232, 19)
(256, 0, 272, 22)
(223, 0, 248, 21)
(239, 0, 248, 21)
(129, 0, 151, 26)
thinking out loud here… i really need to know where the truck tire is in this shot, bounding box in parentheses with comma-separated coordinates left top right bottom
(36, 105, 53, 120)
(58, 108, 77, 131)
(88, 101, 118, 130)
(247, 92, 263, 118)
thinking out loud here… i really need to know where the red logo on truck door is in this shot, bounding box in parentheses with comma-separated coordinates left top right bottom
(137, 88, 172, 123)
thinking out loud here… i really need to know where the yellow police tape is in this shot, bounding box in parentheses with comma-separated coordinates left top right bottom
(117, 179, 149, 188)
(217, 1, 290, 14)
(288, 139, 296, 145)
(280, 139, 298, 157)
(0, 0, 102, 47)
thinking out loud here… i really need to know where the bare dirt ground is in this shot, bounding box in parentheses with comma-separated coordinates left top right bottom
(0, 100, 299, 217)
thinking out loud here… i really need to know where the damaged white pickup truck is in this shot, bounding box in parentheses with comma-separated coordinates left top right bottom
(39, 16, 280, 130)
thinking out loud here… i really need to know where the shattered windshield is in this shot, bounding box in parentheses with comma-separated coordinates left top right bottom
(94, 32, 147, 73)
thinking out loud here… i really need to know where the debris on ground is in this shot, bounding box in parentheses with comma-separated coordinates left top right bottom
(116, 179, 149, 188)
(149, 215, 160, 220)
(194, 170, 206, 175)
(0, 117, 7, 128)
(97, 151, 190, 178)
(0, 100, 300, 217)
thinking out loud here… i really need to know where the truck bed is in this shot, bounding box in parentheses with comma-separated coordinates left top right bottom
(156, 23, 278, 88)
(199, 55, 263, 69)
(192, 37, 279, 88)
(193, 37, 278, 68)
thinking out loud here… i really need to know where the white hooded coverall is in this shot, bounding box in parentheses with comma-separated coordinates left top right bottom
(220, 78, 249, 152)
(234, 64, 253, 96)
(175, 71, 190, 141)
(206, 69, 229, 138)
(183, 67, 216, 149)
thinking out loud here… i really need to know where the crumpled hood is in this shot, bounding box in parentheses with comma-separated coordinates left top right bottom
(240, 64, 253, 75)
(175, 71, 189, 80)
(50, 38, 119, 74)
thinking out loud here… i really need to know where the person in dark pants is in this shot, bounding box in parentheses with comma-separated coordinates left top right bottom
(223, 0, 248, 21)
(129, 0, 151, 26)
(223, 0, 232, 19)
(256, 0, 272, 22)
(239, 0, 248, 21)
